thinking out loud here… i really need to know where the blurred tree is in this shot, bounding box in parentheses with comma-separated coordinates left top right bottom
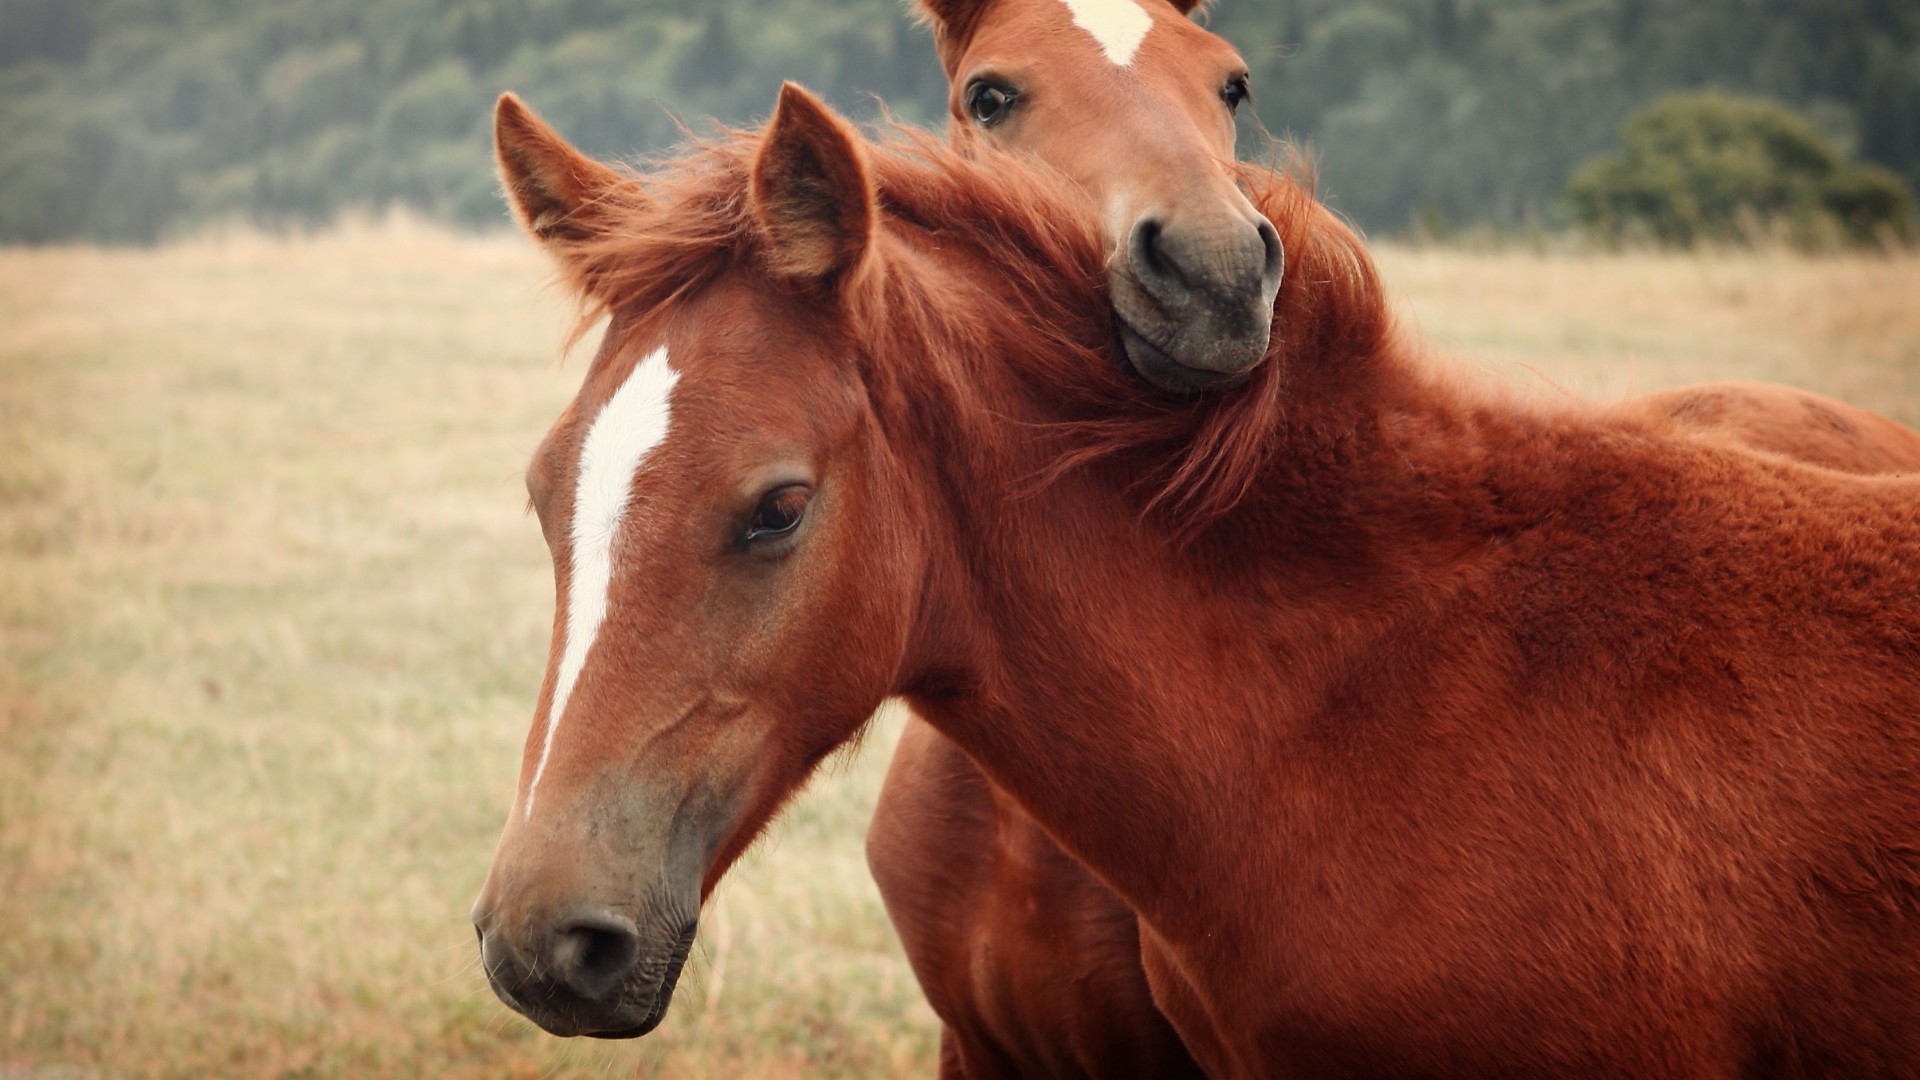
(0, 0, 96, 65)
(0, 0, 1916, 242)
(1566, 91, 1917, 245)
(675, 10, 742, 92)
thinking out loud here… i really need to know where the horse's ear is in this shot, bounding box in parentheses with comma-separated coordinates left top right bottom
(751, 83, 875, 289)
(912, 0, 990, 52)
(494, 93, 627, 246)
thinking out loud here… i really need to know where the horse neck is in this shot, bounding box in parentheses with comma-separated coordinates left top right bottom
(869, 220, 1560, 919)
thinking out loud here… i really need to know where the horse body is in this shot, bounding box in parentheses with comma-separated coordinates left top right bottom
(908, 375, 1920, 1075)
(871, 375, 1920, 1075)
(897, 316, 1920, 1073)
(472, 88, 1920, 1076)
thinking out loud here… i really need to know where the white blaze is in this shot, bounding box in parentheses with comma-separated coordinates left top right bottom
(524, 344, 679, 821)
(1058, 0, 1153, 66)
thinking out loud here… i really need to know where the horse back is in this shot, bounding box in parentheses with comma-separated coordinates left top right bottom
(1631, 381, 1920, 475)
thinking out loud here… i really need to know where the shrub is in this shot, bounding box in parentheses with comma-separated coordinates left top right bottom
(1566, 91, 1917, 247)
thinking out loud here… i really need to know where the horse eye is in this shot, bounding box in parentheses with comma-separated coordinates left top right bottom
(745, 486, 810, 544)
(965, 81, 1017, 126)
(1222, 74, 1251, 114)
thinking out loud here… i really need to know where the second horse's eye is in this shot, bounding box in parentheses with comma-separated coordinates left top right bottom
(965, 81, 1017, 126)
(1222, 74, 1251, 114)
(745, 486, 810, 544)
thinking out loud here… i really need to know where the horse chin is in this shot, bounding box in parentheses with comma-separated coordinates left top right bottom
(1118, 321, 1250, 396)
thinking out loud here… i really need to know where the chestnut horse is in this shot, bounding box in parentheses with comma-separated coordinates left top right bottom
(874, 1, 1920, 1074)
(471, 87, 1920, 1074)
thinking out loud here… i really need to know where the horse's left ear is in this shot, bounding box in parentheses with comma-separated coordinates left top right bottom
(494, 93, 629, 247)
(751, 83, 875, 289)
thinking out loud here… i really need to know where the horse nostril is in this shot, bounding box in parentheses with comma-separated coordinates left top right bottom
(1257, 218, 1284, 287)
(1129, 216, 1174, 284)
(550, 910, 642, 1000)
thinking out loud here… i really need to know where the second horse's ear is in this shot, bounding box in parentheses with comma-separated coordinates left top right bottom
(911, 0, 991, 67)
(495, 93, 629, 248)
(750, 83, 876, 292)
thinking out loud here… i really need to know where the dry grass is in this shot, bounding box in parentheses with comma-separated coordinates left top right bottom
(1379, 244, 1920, 427)
(1, 220, 1916, 1078)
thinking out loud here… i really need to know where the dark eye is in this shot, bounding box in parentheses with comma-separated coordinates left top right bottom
(1222, 74, 1251, 114)
(745, 486, 810, 544)
(965, 81, 1017, 126)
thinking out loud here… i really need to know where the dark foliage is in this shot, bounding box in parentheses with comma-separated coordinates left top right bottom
(1, 0, 1916, 242)
(1566, 92, 1916, 246)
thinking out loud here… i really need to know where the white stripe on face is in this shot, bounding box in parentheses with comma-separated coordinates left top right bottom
(1058, 0, 1153, 67)
(524, 344, 679, 822)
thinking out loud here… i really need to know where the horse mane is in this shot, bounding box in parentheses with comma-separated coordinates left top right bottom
(537, 121, 1110, 367)
(536, 121, 1392, 542)
(1014, 158, 1394, 539)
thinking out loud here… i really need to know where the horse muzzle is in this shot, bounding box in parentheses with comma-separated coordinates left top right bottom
(471, 784, 719, 1040)
(475, 899, 698, 1038)
(1111, 208, 1283, 394)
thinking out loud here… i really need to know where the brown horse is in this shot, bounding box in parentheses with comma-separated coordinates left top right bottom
(471, 87, 1920, 1075)
(873, 1, 1920, 1074)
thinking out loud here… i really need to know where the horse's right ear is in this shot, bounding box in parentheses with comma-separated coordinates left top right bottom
(912, 0, 990, 62)
(494, 93, 626, 247)
(750, 83, 875, 290)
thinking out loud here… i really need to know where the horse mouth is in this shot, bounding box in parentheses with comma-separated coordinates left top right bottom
(582, 919, 698, 1040)
(1117, 319, 1249, 396)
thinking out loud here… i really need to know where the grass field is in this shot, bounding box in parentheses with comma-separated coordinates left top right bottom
(2, 221, 1916, 1078)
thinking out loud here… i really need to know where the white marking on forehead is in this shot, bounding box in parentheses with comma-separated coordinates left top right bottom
(524, 344, 679, 821)
(1058, 0, 1153, 67)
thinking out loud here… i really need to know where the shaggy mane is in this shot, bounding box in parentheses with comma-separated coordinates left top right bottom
(534, 121, 1390, 540)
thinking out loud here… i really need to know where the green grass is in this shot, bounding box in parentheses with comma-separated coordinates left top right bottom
(1, 220, 1916, 1077)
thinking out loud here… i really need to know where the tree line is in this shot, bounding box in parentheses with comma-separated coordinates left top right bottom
(1, 0, 1915, 243)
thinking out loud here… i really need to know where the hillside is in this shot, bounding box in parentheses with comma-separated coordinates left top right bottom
(2, 0, 1916, 241)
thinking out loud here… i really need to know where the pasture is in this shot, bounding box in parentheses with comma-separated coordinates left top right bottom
(2, 220, 1916, 1078)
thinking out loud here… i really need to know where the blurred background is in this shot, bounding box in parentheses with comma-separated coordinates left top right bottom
(3, 3, 1918, 1079)
(1, 0, 1917, 244)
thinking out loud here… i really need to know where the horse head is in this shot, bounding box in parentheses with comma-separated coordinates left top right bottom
(920, 0, 1283, 392)
(470, 87, 936, 1038)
